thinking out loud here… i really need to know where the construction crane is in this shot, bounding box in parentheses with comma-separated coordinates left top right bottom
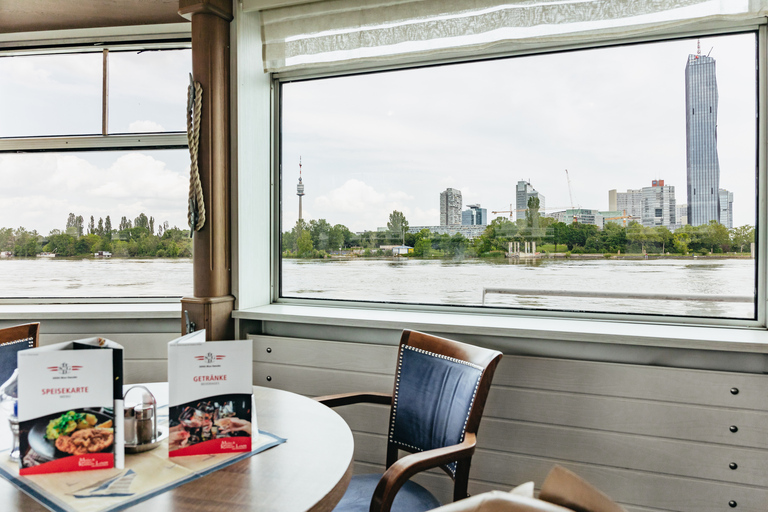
(565, 169, 575, 210)
(604, 210, 634, 227)
(491, 205, 581, 220)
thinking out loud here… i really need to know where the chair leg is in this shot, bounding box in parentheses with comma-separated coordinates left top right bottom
(453, 460, 471, 502)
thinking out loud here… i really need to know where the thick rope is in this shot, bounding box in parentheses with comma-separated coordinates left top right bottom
(187, 79, 205, 232)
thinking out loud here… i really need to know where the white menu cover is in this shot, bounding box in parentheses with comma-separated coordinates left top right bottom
(167, 330, 253, 457)
(17, 338, 124, 475)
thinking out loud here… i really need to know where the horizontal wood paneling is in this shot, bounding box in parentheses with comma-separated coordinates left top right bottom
(493, 356, 768, 411)
(486, 387, 768, 448)
(252, 362, 394, 395)
(251, 335, 398, 374)
(124, 360, 167, 384)
(249, 335, 768, 512)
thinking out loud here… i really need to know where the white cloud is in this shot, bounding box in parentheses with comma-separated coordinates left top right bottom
(128, 120, 165, 132)
(0, 152, 189, 234)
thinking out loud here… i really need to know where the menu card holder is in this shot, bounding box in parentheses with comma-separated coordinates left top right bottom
(167, 330, 253, 457)
(17, 337, 124, 475)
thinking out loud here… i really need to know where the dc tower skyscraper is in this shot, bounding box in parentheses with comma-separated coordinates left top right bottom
(685, 42, 720, 226)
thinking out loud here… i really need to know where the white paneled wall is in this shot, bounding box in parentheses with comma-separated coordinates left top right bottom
(250, 334, 768, 512)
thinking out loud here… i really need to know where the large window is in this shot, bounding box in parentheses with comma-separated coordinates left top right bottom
(0, 44, 193, 299)
(279, 32, 758, 322)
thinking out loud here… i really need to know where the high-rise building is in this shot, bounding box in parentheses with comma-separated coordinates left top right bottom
(515, 180, 545, 222)
(462, 204, 487, 226)
(685, 47, 720, 226)
(641, 180, 676, 228)
(440, 188, 463, 226)
(608, 189, 618, 211)
(616, 189, 643, 218)
(719, 188, 734, 228)
(676, 203, 688, 227)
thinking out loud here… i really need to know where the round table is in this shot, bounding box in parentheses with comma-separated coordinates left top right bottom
(0, 386, 354, 511)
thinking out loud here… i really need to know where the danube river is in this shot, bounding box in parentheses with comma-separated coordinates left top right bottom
(0, 256, 756, 319)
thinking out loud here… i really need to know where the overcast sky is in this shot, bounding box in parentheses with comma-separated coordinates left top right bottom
(282, 32, 757, 232)
(0, 49, 191, 234)
(0, 34, 757, 236)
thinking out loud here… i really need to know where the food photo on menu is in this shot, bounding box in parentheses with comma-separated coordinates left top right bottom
(19, 408, 115, 468)
(168, 394, 252, 454)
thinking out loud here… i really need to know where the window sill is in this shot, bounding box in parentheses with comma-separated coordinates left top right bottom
(0, 302, 181, 321)
(234, 304, 768, 354)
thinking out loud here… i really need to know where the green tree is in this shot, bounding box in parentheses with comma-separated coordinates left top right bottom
(731, 225, 754, 253)
(88, 216, 95, 235)
(414, 238, 432, 257)
(387, 211, 409, 245)
(97, 218, 104, 236)
(309, 219, 332, 251)
(104, 216, 112, 240)
(297, 230, 313, 257)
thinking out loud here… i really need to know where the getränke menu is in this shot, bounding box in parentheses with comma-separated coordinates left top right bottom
(17, 338, 124, 475)
(167, 330, 253, 457)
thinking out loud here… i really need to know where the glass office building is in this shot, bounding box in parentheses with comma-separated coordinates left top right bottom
(685, 52, 720, 226)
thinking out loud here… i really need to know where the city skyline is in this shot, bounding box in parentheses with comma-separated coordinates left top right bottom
(282, 33, 756, 234)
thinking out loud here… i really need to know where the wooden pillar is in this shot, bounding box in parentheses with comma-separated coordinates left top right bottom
(179, 0, 234, 341)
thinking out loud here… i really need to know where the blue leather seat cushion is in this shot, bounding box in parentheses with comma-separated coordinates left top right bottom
(334, 474, 441, 512)
(392, 347, 482, 458)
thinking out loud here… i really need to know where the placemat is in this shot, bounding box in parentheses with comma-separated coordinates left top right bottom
(0, 418, 286, 512)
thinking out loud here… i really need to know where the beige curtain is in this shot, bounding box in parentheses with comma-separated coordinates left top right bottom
(261, 0, 768, 73)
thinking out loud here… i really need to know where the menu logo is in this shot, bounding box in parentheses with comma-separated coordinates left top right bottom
(195, 353, 226, 364)
(47, 363, 82, 375)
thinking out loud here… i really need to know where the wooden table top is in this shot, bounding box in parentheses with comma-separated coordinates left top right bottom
(0, 385, 354, 511)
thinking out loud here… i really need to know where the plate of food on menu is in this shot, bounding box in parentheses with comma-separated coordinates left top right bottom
(28, 409, 114, 461)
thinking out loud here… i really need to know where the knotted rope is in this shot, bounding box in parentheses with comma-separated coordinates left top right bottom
(187, 74, 205, 234)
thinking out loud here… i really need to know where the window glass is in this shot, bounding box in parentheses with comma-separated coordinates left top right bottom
(108, 49, 191, 134)
(0, 150, 192, 298)
(0, 53, 102, 137)
(280, 33, 757, 320)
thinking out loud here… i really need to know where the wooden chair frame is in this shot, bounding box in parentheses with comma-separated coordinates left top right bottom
(316, 330, 502, 512)
(0, 323, 39, 348)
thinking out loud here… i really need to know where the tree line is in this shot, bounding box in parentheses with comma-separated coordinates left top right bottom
(282, 209, 755, 259)
(0, 213, 192, 258)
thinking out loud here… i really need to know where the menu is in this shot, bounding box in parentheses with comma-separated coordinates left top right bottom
(17, 337, 124, 475)
(167, 330, 253, 457)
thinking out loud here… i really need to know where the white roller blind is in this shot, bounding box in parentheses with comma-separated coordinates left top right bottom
(261, 0, 768, 73)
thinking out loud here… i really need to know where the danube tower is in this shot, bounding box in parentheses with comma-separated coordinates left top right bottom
(297, 157, 305, 221)
(685, 41, 720, 226)
(296, 157, 304, 220)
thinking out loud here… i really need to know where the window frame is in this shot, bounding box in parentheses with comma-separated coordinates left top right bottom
(0, 32, 191, 304)
(270, 23, 767, 330)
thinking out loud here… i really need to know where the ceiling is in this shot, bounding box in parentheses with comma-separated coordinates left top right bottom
(0, 0, 185, 34)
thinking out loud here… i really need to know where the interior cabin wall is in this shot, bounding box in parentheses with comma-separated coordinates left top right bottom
(247, 330, 768, 512)
(0, 318, 180, 384)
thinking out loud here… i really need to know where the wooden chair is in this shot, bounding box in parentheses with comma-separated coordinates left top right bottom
(316, 330, 503, 512)
(0, 323, 39, 385)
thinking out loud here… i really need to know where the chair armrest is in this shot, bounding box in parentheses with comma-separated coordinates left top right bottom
(371, 433, 477, 512)
(314, 392, 392, 408)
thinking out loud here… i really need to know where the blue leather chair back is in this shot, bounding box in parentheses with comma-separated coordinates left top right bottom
(390, 344, 484, 475)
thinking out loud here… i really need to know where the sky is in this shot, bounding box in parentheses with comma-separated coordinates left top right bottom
(0, 34, 757, 236)
(281, 33, 757, 233)
(0, 49, 191, 234)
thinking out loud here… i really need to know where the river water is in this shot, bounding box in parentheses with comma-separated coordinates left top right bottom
(282, 257, 756, 319)
(0, 257, 756, 319)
